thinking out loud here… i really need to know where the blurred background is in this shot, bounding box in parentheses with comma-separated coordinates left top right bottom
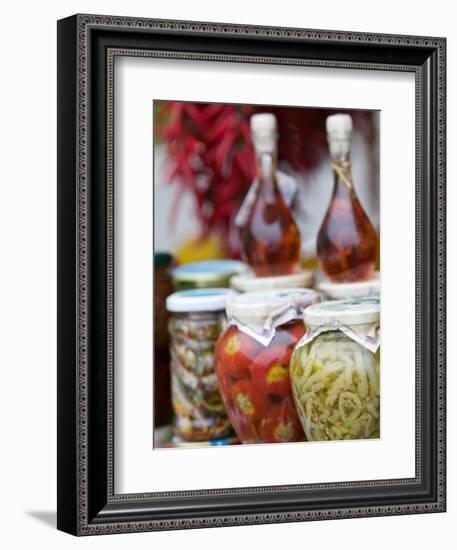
(153, 101, 379, 266)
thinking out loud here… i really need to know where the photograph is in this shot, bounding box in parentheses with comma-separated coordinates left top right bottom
(153, 101, 381, 448)
(55, 12, 445, 535)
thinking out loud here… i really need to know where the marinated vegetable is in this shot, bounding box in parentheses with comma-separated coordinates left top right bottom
(291, 332, 379, 440)
(290, 298, 380, 441)
(215, 289, 321, 444)
(216, 321, 305, 444)
(166, 289, 235, 441)
(216, 326, 261, 378)
(259, 398, 304, 443)
(249, 346, 293, 397)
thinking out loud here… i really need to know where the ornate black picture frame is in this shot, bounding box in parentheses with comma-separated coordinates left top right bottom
(57, 14, 446, 535)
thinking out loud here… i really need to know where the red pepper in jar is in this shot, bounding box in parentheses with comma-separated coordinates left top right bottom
(249, 346, 292, 397)
(285, 321, 307, 345)
(269, 321, 306, 350)
(215, 326, 261, 379)
(215, 363, 234, 407)
(259, 398, 304, 443)
(231, 379, 268, 422)
(215, 289, 320, 444)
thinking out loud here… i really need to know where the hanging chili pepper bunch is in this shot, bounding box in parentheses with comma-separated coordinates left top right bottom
(156, 101, 372, 255)
(156, 102, 256, 250)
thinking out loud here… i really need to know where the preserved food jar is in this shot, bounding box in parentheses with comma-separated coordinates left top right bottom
(215, 289, 320, 444)
(171, 260, 247, 291)
(317, 272, 380, 300)
(153, 252, 174, 427)
(166, 288, 235, 441)
(230, 269, 314, 293)
(290, 298, 380, 441)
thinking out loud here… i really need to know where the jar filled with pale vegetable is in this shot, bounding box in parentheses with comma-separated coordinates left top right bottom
(290, 298, 380, 441)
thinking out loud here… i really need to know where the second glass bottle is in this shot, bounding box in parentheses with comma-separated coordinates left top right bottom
(317, 113, 377, 282)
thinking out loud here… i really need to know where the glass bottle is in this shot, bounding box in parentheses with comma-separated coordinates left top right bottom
(317, 114, 377, 282)
(239, 113, 301, 276)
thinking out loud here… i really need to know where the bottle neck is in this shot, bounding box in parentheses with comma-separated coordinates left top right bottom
(330, 151, 354, 195)
(256, 151, 279, 198)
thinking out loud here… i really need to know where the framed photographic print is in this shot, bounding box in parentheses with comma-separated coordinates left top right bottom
(57, 14, 446, 535)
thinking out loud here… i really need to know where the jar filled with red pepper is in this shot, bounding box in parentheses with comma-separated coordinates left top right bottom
(215, 289, 320, 444)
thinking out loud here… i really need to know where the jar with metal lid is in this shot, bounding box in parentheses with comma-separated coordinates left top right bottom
(215, 288, 320, 444)
(290, 298, 380, 441)
(154, 252, 174, 427)
(166, 288, 235, 441)
(171, 260, 248, 290)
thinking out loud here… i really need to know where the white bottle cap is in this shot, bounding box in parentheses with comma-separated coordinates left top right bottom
(251, 113, 277, 154)
(326, 113, 353, 138)
(326, 113, 353, 159)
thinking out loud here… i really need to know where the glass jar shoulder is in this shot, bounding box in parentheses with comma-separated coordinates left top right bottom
(292, 330, 378, 375)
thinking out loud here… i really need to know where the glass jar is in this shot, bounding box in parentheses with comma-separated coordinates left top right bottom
(215, 289, 320, 444)
(230, 270, 314, 293)
(290, 298, 380, 441)
(166, 288, 235, 441)
(153, 252, 174, 427)
(316, 272, 380, 300)
(171, 260, 248, 291)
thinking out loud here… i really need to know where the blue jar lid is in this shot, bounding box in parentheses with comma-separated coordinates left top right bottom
(172, 260, 247, 286)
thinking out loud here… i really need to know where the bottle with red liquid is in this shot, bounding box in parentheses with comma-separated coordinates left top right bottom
(239, 114, 301, 277)
(317, 114, 377, 282)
